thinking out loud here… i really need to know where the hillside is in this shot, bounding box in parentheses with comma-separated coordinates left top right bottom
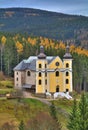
(0, 8, 88, 47)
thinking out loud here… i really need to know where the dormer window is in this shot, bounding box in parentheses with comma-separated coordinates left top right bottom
(27, 71, 30, 76)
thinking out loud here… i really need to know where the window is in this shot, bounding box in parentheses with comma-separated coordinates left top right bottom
(56, 85, 59, 92)
(39, 80, 41, 85)
(39, 64, 42, 68)
(27, 71, 30, 76)
(66, 72, 69, 76)
(45, 64, 47, 68)
(66, 79, 69, 84)
(16, 77, 18, 81)
(55, 62, 59, 66)
(56, 71, 59, 76)
(45, 79, 47, 85)
(45, 72, 47, 77)
(39, 72, 41, 77)
(17, 72, 18, 75)
(66, 89, 69, 92)
(66, 63, 69, 68)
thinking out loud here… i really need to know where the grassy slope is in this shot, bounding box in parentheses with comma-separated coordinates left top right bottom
(0, 98, 49, 128)
(0, 79, 75, 130)
(0, 97, 72, 130)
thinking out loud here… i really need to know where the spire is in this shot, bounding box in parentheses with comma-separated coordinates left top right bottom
(63, 41, 72, 59)
(40, 46, 44, 53)
(38, 46, 46, 59)
(66, 41, 70, 53)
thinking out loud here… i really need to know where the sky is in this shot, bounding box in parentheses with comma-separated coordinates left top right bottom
(0, 0, 88, 16)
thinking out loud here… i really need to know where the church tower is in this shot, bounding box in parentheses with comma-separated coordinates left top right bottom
(36, 46, 48, 93)
(63, 43, 73, 92)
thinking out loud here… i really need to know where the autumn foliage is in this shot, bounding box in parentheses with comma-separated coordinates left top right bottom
(0, 33, 88, 91)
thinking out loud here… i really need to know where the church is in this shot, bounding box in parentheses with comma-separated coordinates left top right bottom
(14, 44, 73, 94)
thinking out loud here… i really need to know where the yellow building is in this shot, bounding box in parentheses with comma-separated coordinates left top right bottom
(14, 44, 73, 94)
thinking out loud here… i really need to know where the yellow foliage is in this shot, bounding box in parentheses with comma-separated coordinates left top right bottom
(16, 41, 23, 53)
(55, 44, 59, 49)
(70, 44, 75, 53)
(28, 37, 36, 46)
(1, 36, 6, 44)
(58, 41, 65, 49)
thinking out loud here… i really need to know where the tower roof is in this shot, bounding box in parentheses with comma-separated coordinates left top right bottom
(38, 46, 46, 59)
(63, 42, 72, 59)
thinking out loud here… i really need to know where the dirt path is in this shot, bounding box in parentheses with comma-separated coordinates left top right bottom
(23, 91, 52, 106)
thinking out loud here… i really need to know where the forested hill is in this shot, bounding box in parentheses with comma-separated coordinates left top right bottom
(0, 8, 88, 47)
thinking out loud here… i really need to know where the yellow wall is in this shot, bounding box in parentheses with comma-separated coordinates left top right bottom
(36, 56, 72, 93)
(48, 56, 64, 92)
(63, 59, 72, 91)
(36, 59, 47, 93)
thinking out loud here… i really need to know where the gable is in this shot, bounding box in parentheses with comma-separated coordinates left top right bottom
(48, 56, 63, 69)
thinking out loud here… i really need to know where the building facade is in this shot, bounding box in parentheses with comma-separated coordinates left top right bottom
(14, 44, 73, 93)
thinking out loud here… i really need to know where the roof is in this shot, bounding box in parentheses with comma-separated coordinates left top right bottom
(22, 84, 32, 88)
(13, 56, 60, 71)
(63, 53, 72, 59)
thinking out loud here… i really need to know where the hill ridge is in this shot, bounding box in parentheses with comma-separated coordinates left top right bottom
(0, 7, 88, 47)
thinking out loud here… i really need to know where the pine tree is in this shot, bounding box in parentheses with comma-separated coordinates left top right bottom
(18, 120, 25, 130)
(67, 94, 88, 130)
(67, 99, 79, 130)
(50, 102, 62, 130)
(50, 102, 57, 120)
(79, 93, 88, 130)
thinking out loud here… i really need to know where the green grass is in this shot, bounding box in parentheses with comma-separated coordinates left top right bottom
(0, 96, 74, 130)
(0, 91, 85, 130)
(0, 98, 48, 127)
(0, 88, 15, 94)
(0, 80, 14, 89)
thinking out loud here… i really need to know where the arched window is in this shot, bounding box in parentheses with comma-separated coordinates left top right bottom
(66, 79, 69, 84)
(27, 71, 30, 76)
(66, 63, 69, 68)
(66, 72, 69, 76)
(56, 85, 59, 92)
(39, 72, 41, 77)
(45, 79, 47, 85)
(45, 72, 47, 77)
(39, 80, 41, 85)
(39, 64, 42, 68)
(16, 77, 18, 81)
(56, 71, 59, 77)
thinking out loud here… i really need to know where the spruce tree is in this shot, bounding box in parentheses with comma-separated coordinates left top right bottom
(18, 120, 25, 130)
(67, 99, 79, 130)
(79, 93, 88, 130)
(50, 102, 62, 130)
(50, 102, 57, 120)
